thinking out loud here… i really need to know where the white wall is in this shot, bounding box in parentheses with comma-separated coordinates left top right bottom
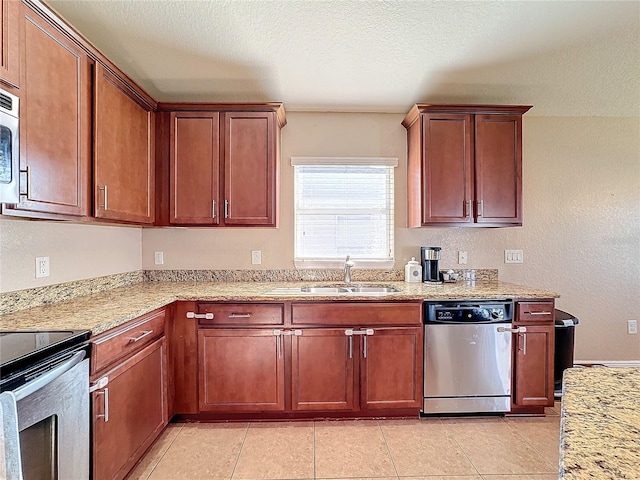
(0, 218, 142, 292)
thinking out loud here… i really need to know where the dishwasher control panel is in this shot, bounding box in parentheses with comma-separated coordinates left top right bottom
(424, 301, 513, 324)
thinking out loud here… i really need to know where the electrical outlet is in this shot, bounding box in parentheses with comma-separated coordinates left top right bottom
(505, 249, 524, 264)
(628, 320, 638, 335)
(458, 251, 467, 264)
(35, 256, 50, 278)
(251, 250, 262, 265)
(154, 251, 164, 265)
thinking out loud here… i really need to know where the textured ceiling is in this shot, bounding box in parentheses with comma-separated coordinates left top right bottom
(46, 0, 640, 116)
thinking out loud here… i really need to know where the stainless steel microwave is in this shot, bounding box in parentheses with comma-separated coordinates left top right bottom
(0, 87, 19, 203)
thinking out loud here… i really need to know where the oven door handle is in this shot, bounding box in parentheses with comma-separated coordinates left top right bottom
(13, 350, 87, 402)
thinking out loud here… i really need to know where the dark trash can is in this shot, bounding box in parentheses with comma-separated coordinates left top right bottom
(554, 309, 579, 397)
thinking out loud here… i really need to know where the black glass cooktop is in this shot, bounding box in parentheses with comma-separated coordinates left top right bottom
(0, 330, 90, 389)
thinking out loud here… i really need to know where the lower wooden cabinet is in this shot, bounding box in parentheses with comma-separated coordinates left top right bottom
(194, 301, 424, 416)
(91, 338, 167, 480)
(361, 327, 423, 410)
(512, 300, 555, 410)
(198, 328, 285, 412)
(513, 324, 554, 407)
(291, 328, 355, 411)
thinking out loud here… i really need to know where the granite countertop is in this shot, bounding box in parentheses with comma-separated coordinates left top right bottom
(0, 280, 558, 335)
(560, 367, 640, 479)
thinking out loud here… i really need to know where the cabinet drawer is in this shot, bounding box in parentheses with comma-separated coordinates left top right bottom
(292, 302, 422, 326)
(196, 303, 283, 326)
(91, 308, 166, 374)
(516, 301, 554, 323)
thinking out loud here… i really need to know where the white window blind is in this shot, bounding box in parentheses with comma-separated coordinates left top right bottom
(292, 157, 397, 268)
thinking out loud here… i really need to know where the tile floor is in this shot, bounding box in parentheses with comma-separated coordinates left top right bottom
(128, 404, 561, 480)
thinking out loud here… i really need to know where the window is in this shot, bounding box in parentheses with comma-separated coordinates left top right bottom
(292, 157, 397, 268)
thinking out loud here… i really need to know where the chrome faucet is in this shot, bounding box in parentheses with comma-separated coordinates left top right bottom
(344, 255, 355, 283)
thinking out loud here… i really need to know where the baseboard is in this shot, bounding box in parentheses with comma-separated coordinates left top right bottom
(574, 360, 640, 368)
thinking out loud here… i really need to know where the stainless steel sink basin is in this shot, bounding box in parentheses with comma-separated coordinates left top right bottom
(300, 287, 350, 294)
(345, 286, 398, 293)
(266, 285, 399, 296)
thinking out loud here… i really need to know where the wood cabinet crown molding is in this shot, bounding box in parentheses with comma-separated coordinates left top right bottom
(157, 102, 287, 127)
(402, 104, 532, 129)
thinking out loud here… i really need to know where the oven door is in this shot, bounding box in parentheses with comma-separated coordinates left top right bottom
(9, 352, 89, 480)
(0, 88, 19, 204)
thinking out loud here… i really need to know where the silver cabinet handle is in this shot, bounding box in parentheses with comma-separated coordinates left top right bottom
(518, 332, 528, 355)
(273, 330, 282, 357)
(526, 311, 552, 316)
(96, 387, 109, 422)
(26, 165, 32, 199)
(128, 330, 153, 343)
(212, 200, 216, 219)
(348, 336, 353, 359)
(363, 336, 368, 358)
(224, 200, 229, 219)
(186, 312, 214, 320)
(228, 313, 251, 318)
(477, 200, 483, 217)
(464, 200, 472, 219)
(98, 185, 108, 210)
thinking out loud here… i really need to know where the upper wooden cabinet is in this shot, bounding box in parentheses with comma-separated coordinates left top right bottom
(8, 4, 91, 217)
(223, 111, 278, 226)
(159, 103, 285, 227)
(0, 0, 19, 88)
(169, 112, 220, 224)
(94, 63, 155, 224)
(402, 104, 531, 227)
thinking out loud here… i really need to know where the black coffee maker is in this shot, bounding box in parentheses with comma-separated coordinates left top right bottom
(421, 247, 442, 284)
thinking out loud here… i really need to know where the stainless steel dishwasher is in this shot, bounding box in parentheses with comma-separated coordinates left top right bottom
(422, 300, 515, 414)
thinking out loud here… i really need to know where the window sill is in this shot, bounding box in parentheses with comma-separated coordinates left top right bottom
(294, 259, 395, 270)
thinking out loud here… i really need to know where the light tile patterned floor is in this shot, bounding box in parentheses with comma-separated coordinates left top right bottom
(128, 405, 561, 480)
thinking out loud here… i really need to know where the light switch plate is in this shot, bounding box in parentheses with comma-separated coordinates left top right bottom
(505, 250, 524, 264)
(154, 251, 164, 265)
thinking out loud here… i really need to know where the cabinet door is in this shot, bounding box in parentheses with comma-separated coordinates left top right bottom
(170, 112, 220, 224)
(0, 0, 19, 87)
(223, 111, 277, 226)
(475, 114, 523, 225)
(94, 63, 154, 224)
(199, 328, 285, 412)
(291, 328, 356, 411)
(92, 338, 167, 480)
(15, 7, 91, 216)
(360, 327, 423, 410)
(513, 325, 554, 407)
(421, 113, 474, 224)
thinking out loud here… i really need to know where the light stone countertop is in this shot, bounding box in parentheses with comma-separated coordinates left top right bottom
(560, 367, 640, 479)
(0, 280, 558, 335)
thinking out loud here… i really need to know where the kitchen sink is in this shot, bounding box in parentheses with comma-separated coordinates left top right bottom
(266, 285, 399, 296)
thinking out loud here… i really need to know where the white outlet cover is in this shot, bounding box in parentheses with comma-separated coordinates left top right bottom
(154, 251, 164, 265)
(628, 320, 638, 335)
(251, 250, 262, 265)
(35, 256, 50, 278)
(458, 251, 468, 264)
